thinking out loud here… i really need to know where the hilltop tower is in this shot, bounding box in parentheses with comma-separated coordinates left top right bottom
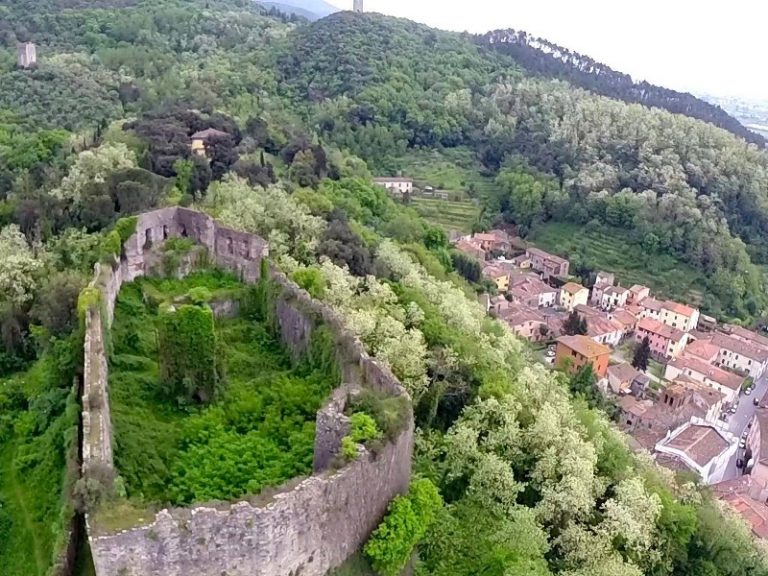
(17, 42, 37, 69)
(353, 0, 363, 12)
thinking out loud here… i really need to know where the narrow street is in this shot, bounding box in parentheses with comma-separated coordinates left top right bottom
(718, 375, 768, 482)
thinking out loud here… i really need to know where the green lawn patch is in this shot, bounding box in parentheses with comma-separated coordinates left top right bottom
(529, 222, 707, 307)
(109, 272, 336, 507)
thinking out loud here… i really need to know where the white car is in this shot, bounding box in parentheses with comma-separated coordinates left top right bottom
(740, 439, 747, 448)
(546, 350, 556, 358)
(745, 388, 753, 396)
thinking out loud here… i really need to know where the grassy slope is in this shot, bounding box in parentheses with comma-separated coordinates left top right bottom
(529, 221, 706, 306)
(109, 271, 334, 506)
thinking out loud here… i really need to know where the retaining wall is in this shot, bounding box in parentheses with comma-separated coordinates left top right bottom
(82, 207, 413, 576)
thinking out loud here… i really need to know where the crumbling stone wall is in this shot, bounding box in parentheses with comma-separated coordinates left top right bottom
(83, 207, 413, 576)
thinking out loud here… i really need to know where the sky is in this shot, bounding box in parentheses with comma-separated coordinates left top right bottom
(328, 0, 768, 100)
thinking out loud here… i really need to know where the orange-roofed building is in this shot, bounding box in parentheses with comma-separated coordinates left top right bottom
(559, 282, 589, 311)
(555, 335, 611, 378)
(660, 300, 700, 332)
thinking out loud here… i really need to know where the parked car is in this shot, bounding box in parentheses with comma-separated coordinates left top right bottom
(546, 350, 556, 358)
(740, 439, 747, 448)
(745, 388, 753, 396)
(754, 398, 761, 406)
(730, 404, 739, 414)
(737, 458, 745, 468)
(720, 412, 729, 421)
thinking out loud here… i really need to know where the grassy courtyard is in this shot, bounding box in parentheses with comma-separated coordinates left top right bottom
(109, 270, 336, 506)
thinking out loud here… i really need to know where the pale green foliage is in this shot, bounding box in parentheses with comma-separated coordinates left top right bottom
(207, 176, 325, 262)
(0, 225, 43, 307)
(315, 258, 430, 400)
(51, 143, 136, 202)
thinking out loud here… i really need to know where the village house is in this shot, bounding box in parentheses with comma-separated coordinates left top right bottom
(589, 271, 615, 306)
(747, 407, 768, 484)
(723, 324, 768, 349)
(636, 317, 688, 361)
(372, 176, 413, 195)
(654, 419, 737, 485)
(660, 300, 700, 332)
(607, 362, 641, 395)
(628, 284, 651, 305)
(664, 354, 744, 405)
(620, 379, 724, 434)
(555, 335, 611, 378)
(682, 339, 720, 363)
(599, 285, 630, 310)
(608, 309, 638, 335)
(510, 253, 532, 269)
(698, 314, 717, 332)
(500, 306, 548, 342)
(525, 247, 569, 279)
(712, 476, 768, 540)
(472, 230, 512, 253)
(707, 332, 768, 380)
(481, 264, 509, 292)
(454, 238, 486, 262)
(508, 275, 558, 309)
(190, 128, 230, 157)
(586, 316, 624, 348)
(639, 297, 664, 321)
(559, 282, 589, 312)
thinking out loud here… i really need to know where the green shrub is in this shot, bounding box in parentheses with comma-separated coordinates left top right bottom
(364, 479, 443, 576)
(158, 305, 219, 405)
(187, 287, 213, 305)
(341, 436, 359, 460)
(100, 230, 122, 263)
(292, 267, 326, 299)
(348, 390, 410, 442)
(114, 216, 138, 243)
(349, 412, 380, 443)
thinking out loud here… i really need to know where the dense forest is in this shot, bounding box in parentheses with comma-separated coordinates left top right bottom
(2, 1, 768, 575)
(479, 29, 766, 147)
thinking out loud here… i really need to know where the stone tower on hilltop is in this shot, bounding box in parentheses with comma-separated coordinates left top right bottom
(353, 0, 364, 12)
(17, 42, 37, 69)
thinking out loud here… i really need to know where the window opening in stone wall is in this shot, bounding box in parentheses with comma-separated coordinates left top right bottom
(163, 225, 169, 240)
(144, 228, 152, 250)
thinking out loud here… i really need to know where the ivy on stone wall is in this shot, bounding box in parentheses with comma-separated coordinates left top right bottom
(364, 478, 443, 576)
(157, 304, 219, 405)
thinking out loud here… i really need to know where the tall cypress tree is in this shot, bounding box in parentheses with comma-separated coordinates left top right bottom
(632, 336, 651, 372)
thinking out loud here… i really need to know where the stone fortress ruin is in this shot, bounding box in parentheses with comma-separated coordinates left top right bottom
(80, 207, 414, 576)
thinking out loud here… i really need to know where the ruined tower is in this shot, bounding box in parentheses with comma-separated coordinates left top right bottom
(353, 0, 363, 13)
(17, 42, 37, 69)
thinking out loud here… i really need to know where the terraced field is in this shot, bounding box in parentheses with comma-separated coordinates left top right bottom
(411, 196, 480, 233)
(397, 147, 500, 201)
(529, 222, 706, 307)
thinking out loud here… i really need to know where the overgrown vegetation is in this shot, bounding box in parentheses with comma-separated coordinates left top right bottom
(108, 272, 335, 506)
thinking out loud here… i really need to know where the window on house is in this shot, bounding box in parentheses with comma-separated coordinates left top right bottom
(163, 225, 169, 240)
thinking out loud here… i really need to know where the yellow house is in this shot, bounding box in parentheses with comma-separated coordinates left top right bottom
(482, 264, 509, 292)
(559, 282, 589, 311)
(190, 128, 230, 158)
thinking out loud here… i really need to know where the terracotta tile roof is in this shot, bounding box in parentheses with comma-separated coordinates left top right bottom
(526, 247, 568, 266)
(712, 332, 768, 362)
(509, 276, 556, 297)
(562, 282, 586, 295)
(638, 317, 686, 342)
(557, 335, 611, 359)
(455, 239, 485, 256)
(626, 304, 644, 316)
(663, 424, 730, 467)
(670, 354, 745, 391)
(662, 300, 697, 317)
(504, 309, 546, 329)
(605, 286, 630, 296)
(619, 395, 651, 416)
(723, 324, 768, 350)
(574, 304, 600, 317)
(684, 339, 720, 362)
(191, 128, 229, 140)
(611, 309, 638, 328)
(630, 284, 649, 294)
(587, 317, 623, 338)
(641, 298, 664, 312)
(609, 362, 641, 384)
(482, 264, 508, 279)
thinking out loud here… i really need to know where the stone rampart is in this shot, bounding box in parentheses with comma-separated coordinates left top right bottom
(82, 207, 413, 576)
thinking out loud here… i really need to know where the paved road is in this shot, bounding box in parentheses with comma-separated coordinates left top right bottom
(718, 375, 768, 481)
